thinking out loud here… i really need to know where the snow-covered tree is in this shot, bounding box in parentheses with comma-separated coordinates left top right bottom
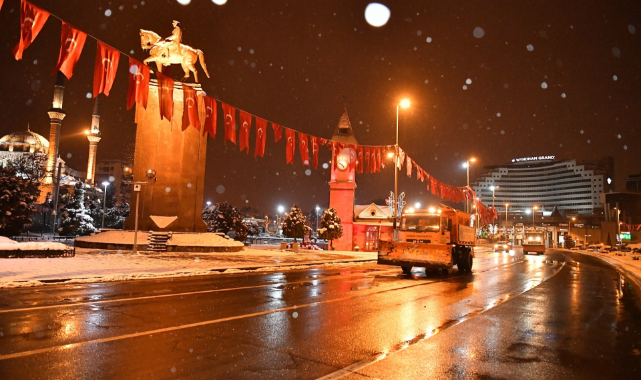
(86, 185, 130, 229)
(58, 182, 97, 236)
(281, 203, 311, 242)
(0, 166, 40, 237)
(317, 207, 343, 249)
(202, 201, 248, 241)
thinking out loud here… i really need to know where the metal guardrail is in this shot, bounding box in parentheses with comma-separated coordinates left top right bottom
(10, 236, 76, 242)
(0, 247, 75, 258)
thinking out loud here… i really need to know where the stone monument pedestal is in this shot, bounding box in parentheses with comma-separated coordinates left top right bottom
(123, 80, 208, 232)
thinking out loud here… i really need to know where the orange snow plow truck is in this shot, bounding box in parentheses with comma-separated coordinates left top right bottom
(378, 206, 476, 275)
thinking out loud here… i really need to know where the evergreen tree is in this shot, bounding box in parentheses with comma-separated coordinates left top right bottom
(0, 166, 40, 237)
(317, 207, 343, 249)
(58, 182, 97, 236)
(563, 233, 575, 249)
(202, 201, 248, 241)
(281, 203, 311, 242)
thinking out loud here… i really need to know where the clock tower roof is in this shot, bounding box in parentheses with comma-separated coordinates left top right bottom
(331, 108, 358, 145)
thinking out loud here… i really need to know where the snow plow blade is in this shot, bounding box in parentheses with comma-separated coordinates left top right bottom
(377, 240, 453, 269)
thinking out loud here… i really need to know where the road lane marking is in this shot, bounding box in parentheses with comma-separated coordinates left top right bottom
(315, 259, 567, 380)
(0, 257, 537, 361)
(0, 269, 400, 314)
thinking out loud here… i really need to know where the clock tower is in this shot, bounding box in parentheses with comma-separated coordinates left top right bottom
(328, 108, 358, 251)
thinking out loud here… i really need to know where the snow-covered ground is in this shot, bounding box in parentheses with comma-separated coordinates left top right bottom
(0, 247, 376, 288)
(0, 244, 502, 288)
(0, 236, 70, 251)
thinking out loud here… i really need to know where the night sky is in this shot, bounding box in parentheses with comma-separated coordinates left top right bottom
(1, 0, 639, 216)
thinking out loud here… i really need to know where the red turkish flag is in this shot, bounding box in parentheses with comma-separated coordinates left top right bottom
(298, 133, 310, 166)
(376, 147, 382, 172)
(222, 103, 236, 145)
(272, 123, 282, 142)
(254, 117, 267, 157)
(202, 96, 217, 138)
(239, 110, 251, 153)
(357, 146, 364, 174)
(364, 147, 370, 173)
(285, 128, 296, 165)
(348, 145, 357, 172)
(407, 157, 413, 177)
(182, 84, 200, 131)
(13, 1, 49, 60)
(0, 1, 3, 12)
(52, 22, 87, 79)
(310, 136, 320, 169)
(127, 58, 149, 110)
(157, 72, 174, 121)
(93, 41, 120, 97)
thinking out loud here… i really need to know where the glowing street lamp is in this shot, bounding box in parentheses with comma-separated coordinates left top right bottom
(315, 205, 321, 231)
(393, 98, 411, 241)
(414, 202, 421, 209)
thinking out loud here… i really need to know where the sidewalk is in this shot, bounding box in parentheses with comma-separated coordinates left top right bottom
(562, 248, 641, 287)
(0, 247, 377, 288)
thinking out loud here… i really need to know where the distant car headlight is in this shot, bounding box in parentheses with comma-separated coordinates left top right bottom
(503, 244, 508, 249)
(494, 244, 498, 248)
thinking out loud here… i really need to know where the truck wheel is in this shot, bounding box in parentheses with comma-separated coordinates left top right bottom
(401, 266, 412, 275)
(458, 249, 473, 272)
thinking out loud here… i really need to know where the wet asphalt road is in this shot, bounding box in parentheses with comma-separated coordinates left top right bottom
(0, 250, 640, 379)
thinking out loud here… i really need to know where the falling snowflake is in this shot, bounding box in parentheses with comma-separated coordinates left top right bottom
(613, 75, 618, 81)
(473, 27, 485, 38)
(541, 82, 548, 89)
(526, 44, 534, 51)
(466, 78, 472, 85)
(426, 37, 432, 43)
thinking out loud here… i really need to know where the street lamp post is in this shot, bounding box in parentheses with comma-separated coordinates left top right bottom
(101, 181, 109, 229)
(532, 206, 538, 228)
(132, 168, 156, 254)
(315, 205, 320, 232)
(464, 158, 476, 213)
(490, 186, 498, 239)
(277, 205, 285, 235)
(615, 207, 621, 249)
(505, 203, 509, 237)
(393, 98, 411, 241)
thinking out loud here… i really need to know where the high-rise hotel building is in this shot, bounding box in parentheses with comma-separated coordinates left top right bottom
(472, 156, 614, 217)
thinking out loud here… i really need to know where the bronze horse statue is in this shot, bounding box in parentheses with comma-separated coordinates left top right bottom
(139, 29, 210, 83)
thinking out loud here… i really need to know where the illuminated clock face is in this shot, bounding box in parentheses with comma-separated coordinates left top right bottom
(337, 160, 348, 171)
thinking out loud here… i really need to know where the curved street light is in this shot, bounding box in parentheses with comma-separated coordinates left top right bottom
(393, 98, 411, 241)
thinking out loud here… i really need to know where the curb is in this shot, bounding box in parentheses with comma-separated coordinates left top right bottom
(559, 248, 641, 290)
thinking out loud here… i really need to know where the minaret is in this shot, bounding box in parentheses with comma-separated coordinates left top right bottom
(44, 72, 66, 185)
(86, 97, 102, 184)
(328, 108, 358, 251)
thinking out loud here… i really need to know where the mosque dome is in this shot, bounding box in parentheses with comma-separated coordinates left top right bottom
(0, 127, 49, 154)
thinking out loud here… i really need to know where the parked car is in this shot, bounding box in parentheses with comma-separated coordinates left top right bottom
(599, 245, 611, 253)
(586, 244, 601, 252)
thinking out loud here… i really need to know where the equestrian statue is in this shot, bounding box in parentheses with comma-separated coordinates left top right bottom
(140, 21, 210, 83)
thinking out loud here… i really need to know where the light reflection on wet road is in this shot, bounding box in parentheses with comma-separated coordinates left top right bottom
(0, 250, 640, 379)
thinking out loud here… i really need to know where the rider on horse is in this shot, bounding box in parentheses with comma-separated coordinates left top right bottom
(164, 20, 182, 56)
